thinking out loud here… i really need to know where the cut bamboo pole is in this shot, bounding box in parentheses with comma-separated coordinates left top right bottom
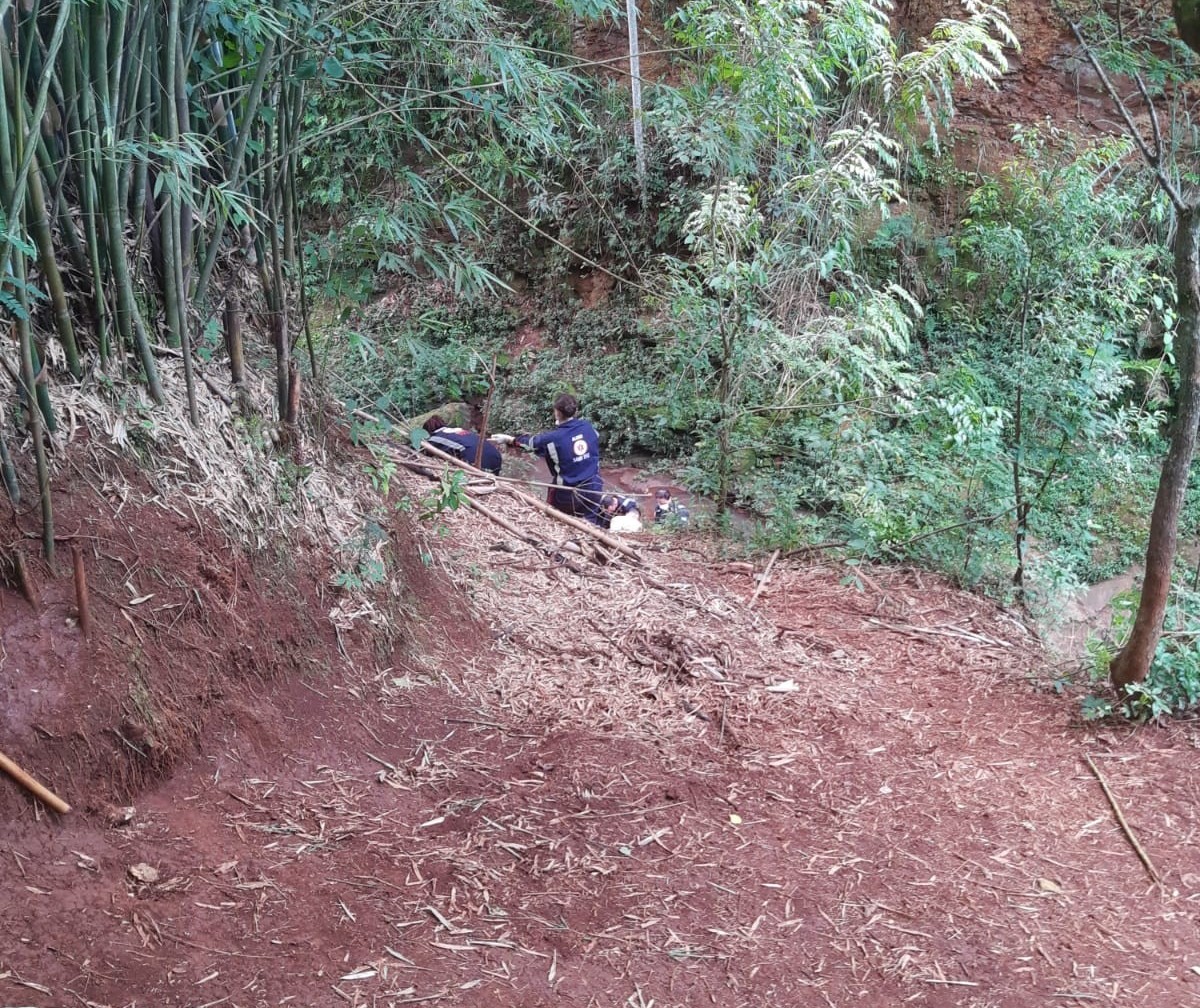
(405, 458, 588, 573)
(749, 548, 780, 609)
(0, 749, 70, 814)
(412, 442, 642, 564)
(72, 542, 91, 637)
(12, 546, 38, 607)
(1084, 754, 1161, 884)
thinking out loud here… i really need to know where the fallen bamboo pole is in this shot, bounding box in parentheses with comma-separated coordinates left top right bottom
(465, 495, 588, 574)
(749, 548, 781, 609)
(401, 455, 588, 573)
(409, 442, 643, 564)
(1084, 754, 1160, 884)
(0, 749, 70, 814)
(460, 494, 540, 548)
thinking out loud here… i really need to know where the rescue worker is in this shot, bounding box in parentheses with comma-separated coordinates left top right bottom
(423, 415, 502, 475)
(653, 487, 690, 525)
(600, 493, 642, 533)
(491, 393, 603, 524)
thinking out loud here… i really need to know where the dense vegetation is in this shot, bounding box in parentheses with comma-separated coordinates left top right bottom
(3, 0, 1200, 713)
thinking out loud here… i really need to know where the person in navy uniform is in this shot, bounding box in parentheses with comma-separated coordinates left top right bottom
(599, 493, 642, 532)
(422, 415, 503, 475)
(653, 487, 690, 525)
(492, 393, 603, 524)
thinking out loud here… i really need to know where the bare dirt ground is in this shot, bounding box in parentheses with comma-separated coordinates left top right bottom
(3, 450, 1200, 1008)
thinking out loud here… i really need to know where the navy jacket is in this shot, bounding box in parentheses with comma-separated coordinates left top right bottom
(427, 428, 502, 475)
(518, 417, 600, 488)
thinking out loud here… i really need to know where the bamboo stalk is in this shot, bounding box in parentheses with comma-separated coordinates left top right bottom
(748, 549, 780, 609)
(285, 358, 300, 426)
(474, 355, 497, 469)
(90, 0, 161, 403)
(71, 541, 91, 637)
(16, 263, 54, 564)
(0, 418, 19, 505)
(0, 0, 70, 282)
(224, 292, 244, 386)
(72, 23, 110, 363)
(1084, 754, 1161, 884)
(0, 748, 70, 813)
(24, 160, 81, 376)
(192, 34, 276, 311)
(12, 545, 37, 606)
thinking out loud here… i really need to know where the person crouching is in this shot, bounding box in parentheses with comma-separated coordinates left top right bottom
(423, 415, 503, 475)
(600, 493, 642, 533)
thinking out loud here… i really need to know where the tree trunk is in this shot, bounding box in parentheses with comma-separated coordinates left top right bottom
(1109, 205, 1200, 689)
(1175, 0, 1200, 57)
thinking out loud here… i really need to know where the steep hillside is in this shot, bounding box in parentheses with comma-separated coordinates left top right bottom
(2, 449, 1199, 1007)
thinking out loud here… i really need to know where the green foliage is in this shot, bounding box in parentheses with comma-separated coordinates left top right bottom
(422, 470, 469, 517)
(333, 519, 389, 591)
(325, 297, 514, 423)
(805, 128, 1169, 596)
(1084, 579, 1200, 721)
(307, 0, 1193, 656)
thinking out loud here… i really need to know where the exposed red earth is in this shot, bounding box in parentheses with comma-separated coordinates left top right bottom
(3, 447, 1199, 1008)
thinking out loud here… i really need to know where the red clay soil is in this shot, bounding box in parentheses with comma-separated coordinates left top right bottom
(3, 457, 1200, 1008)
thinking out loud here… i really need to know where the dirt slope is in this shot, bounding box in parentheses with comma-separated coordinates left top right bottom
(3, 455, 1199, 1008)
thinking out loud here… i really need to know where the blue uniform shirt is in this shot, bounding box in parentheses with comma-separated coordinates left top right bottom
(427, 427, 502, 475)
(518, 417, 600, 487)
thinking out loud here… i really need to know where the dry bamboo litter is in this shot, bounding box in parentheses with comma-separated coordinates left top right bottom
(403, 459, 590, 574)
(389, 460, 818, 758)
(409, 441, 642, 564)
(0, 749, 70, 814)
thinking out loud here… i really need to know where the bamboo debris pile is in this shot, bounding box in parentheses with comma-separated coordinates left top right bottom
(397, 445, 633, 574)
(57, 357, 371, 555)
(394, 461, 817, 755)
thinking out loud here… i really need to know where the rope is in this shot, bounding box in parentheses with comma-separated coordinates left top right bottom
(419, 446, 667, 501)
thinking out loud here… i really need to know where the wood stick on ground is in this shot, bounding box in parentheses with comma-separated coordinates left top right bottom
(1084, 754, 1161, 884)
(396, 459, 439, 479)
(512, 485, 642, 564)
(463, 495, 589, 574)
(406, 461, 589, 573)
(749, 549, 780, 609)
(0, 749, 71, 814)
(410, 442, 642, 563)
(459, 495, 541, 551)
(71, 542, 92, 638)
(12, 546, 38, 608)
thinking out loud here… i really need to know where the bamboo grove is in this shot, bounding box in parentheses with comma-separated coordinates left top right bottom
(0, 0, 319, 561)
